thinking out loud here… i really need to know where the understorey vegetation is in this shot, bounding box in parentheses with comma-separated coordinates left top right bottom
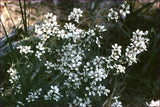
(1, 1, 159, 106)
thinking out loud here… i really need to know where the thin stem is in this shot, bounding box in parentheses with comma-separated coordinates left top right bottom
(28, 0, 31, 28)
(19, 0, 28, 37)
(102, 74, 118, 106)
(117, 84, 126, 96)
(116, 23, 130, 39)
(24, 0, 28, 37)
(1, 19, 16, 60)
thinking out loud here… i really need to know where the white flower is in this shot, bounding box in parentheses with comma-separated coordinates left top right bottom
(45, 13, 53, 20)
(44, 85, 61, 101)
(57, 29, 66, 38)
(94, 68, 107, 81)
(86, 84, 110, 97)
(17, 45, 33, 55)
(146, 100, 160, 107)
(40, 34, 50, 42)
(112, 43, 122, 55)
(44, 61, 54, 69)
(25, 88, 42, 103)
(7, 67, 20, 84)
(87, 29, 95, 36)
(16, 101, 24, 106)
(64, 23, 76, 31)
(119, 2, 130, 19)
(68, 8, 83, 23)
(125, 48, 137, 65)
(72, 96, 91, 106)
(125, 29, 149, 65)
(108, 8, 119, 22)
(95, 25, 107, 32)
(44, 13, 58, 27)
(35, 25, 45, 35)
(133, 29, 149, 37)
(96, 37, 101, 47)
(36, 42, 45, 51)
(84, 56, 108, 82)
(111, 96, 123, 107)
(35, 51, 43, 60)
(114, 64, 126, 74)
(110, 43, 122, 60)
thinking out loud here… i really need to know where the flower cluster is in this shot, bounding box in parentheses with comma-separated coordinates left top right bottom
(44, 85, 62, 101)
(17, 45, 33, 58)
(83, 56, 108, 82)
(7, 67, 20, 84)
(17, 45, 33, 54)
(64, 23, 85, 42)
(25, 88, 42, 103)
(85, 84, 110, 97)
(111, 96, 123, 107)
(146, 99, 160, 107)
(94, 25, 107, 33)
(10, 7, 150, 107)
(108, 1, 130, 22)
(35, 13, 59, 39)
(0, 87, 4, 97)
(44, 61, 54, 73)
(125, 29, 149, 65)
(44, 13, 58, 27)
(108, 8, 119, 22)
(68, 8, 83, 23)
(7, 66, 22, 95)
(111, 43, 122, 60)
(105, 29, 149, 74)
(119, 1, 130, 19)
(105, 43, 126, 74)
(70, 96, 91, 107)
(55, 43, 84, 89)
(35, 42, 46, 60)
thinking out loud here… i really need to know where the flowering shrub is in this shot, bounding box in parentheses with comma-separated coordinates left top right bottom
(1, 1, 152, 106)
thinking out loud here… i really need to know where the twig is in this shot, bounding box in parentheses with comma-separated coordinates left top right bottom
(102, 74, 118, 106)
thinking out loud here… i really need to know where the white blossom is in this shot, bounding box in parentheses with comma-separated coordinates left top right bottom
(68, 8, 83, 23)
(111, 96, 123, 107)
(119, 1, 130, 19)
(35, 51, 43, 60)
(108, 8, 119, 22)
(114, 64, 126, 74)
(125, 29, 149, 65)
(44, 13, 58, 27)
(7, 67, 20, 84)
(17, 45, 33, 55)
(110, 43, 122, 60)
(86, 83, 110, 97)
(95, 25, 107, 32)
(36, 42, 45, 51)
(44, 61, 54, 69)
(71, 96, 91, 106)
(44, 85, 62, 101)
(146, 100, 160, 107)
(25, 88, 42, 103)
(16, 101, 24, 107)
(13, 8, 150, 107)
